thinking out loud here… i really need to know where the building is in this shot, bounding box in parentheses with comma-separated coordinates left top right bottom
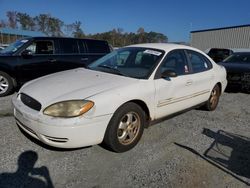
(190, 24, 250, 51)
(0, 28, 46, 45)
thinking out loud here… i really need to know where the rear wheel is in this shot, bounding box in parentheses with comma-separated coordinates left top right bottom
(0, 71, 14, 97)
(203, 84, 221, 111)
(103, 102, 145, 152)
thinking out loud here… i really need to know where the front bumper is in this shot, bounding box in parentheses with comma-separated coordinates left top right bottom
(227, 72, 250, 90)
(13, 96, 112, 148)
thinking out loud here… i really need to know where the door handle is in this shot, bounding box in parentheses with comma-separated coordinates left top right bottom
(186, 80, 193, 86)
(81, 58, 89, 61)
(48, 59, 56, 63)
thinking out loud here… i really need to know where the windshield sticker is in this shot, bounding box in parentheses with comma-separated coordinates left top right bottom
(143, 49, 162, 56)
(21, 40, 29, 43)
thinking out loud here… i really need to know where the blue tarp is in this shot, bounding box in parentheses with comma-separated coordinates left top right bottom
(0, 28, 46, 37)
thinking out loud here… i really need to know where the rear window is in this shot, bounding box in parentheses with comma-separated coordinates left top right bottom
(85, 40, 110, 53)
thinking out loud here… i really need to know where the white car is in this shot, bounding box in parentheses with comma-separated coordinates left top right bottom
(12, 43, 227, 152)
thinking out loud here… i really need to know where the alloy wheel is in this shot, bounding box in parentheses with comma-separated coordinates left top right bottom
(117, 112, 141, 145)
(0, 75, 9, 94)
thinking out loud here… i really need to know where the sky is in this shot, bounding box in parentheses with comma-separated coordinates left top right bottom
(0, 0, 250, 42)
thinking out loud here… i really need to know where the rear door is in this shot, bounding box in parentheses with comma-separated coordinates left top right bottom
(185, 50, 215, 104)
(85, 40, 110, 64)
(56, 38, 87, 71)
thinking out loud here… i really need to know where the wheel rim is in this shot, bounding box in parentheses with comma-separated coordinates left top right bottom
(117, 112, 141, 145)
(209, 87, 219, 109)
(0, 75, 9, 94)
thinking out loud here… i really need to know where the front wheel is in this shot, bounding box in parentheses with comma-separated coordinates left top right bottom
(203, 84, 221, 111)
(103, 102, 145, 152)
(0, 71, 14, 97)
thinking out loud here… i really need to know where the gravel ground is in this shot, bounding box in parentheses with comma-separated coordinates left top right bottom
(0, 92, 249, 188)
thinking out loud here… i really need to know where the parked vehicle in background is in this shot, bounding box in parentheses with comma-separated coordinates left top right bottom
(0, 37, 110, 96)
(0, 44, 9, 51)
(206, 48, 233, 63)
(13, 43, 227, 152)
(205, 48, 250, 63)
(219, 52, 250, 92)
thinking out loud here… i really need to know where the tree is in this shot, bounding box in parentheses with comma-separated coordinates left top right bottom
(72, 21, 84, 38)
(6, 11, 17, 29)
(34, 14, 64, 36)
(137, 27, 146, 43)
(137, 27, 145, 34)
(34, 14, 50, 34)
(47, 17, 64, 36)
(16, 12, 35, 30)
(64, 23, 74, 37)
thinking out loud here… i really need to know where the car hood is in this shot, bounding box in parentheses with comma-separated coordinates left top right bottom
(218, 62, 250, 73)
(20, 68, 136, 107)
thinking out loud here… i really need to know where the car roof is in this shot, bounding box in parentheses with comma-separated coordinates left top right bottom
(20, 36, 108, 43)
(127, 43, 201, 53)
(232, 52, 250, 55)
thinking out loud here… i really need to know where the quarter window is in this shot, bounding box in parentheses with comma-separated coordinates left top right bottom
(187, 50, 212, 73)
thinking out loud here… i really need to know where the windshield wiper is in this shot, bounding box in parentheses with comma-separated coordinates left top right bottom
(97, 65, 126, 76)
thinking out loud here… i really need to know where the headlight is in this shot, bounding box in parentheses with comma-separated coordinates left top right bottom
(43, 100, 94, 118)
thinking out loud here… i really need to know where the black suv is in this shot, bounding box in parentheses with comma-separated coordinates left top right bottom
(0, 37, 111, 96)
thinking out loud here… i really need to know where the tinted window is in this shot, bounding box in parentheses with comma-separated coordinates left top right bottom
(78, 40, 87, 53)
(223, 53, 250, 63)
(85, 40, 109, 53)
(159, 50, 189, 75)
(208, 48, 232, 62)
(60, 39, 79, 54)
(187, 50, 212, 73)
(26, 40, 54, 55)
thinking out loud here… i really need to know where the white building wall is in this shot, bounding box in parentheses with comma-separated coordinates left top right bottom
(191, 25, 250, 51)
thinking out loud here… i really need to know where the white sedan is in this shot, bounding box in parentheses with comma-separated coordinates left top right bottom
(12, 43, 227, 152)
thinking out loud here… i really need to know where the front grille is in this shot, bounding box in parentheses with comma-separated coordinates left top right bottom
(20, 93, 42, 111)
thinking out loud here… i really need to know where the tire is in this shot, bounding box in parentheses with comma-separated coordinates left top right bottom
(103, 102, 145, 153)
(0, 71, 14, 97)
(203, 84, 221, 111)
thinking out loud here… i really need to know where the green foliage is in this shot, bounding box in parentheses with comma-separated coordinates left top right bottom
(1, 11, 168, 46)
(6, 11, 17, 29)
(16, 12, 35, 30)
(89, 28, 168, 47)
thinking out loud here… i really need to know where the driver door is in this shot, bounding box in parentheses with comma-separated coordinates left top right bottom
(154, 49, 196, 119)
(17, 40, 58, 82)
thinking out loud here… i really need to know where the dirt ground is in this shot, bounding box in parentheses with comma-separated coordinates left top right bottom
(0, 91, 249, 188)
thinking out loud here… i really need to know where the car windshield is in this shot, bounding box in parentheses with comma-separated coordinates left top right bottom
(88, 47, 164, 79)
(223, 53, 250, 63)
(0, 39, 29, 54)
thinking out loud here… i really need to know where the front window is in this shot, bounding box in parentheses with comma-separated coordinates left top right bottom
(26, 40, 54, 55)
(88, 47, 164, 79)
(159, 50, 189, 76)
(223, 53, 250, 63)
(0, 39, 29, 54)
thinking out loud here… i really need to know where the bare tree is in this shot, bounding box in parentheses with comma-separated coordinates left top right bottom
(6, 11, 17, 29)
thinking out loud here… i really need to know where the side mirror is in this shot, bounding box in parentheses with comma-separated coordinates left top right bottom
(161, 70, 177, 78)
(21, 50, 33, 58)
